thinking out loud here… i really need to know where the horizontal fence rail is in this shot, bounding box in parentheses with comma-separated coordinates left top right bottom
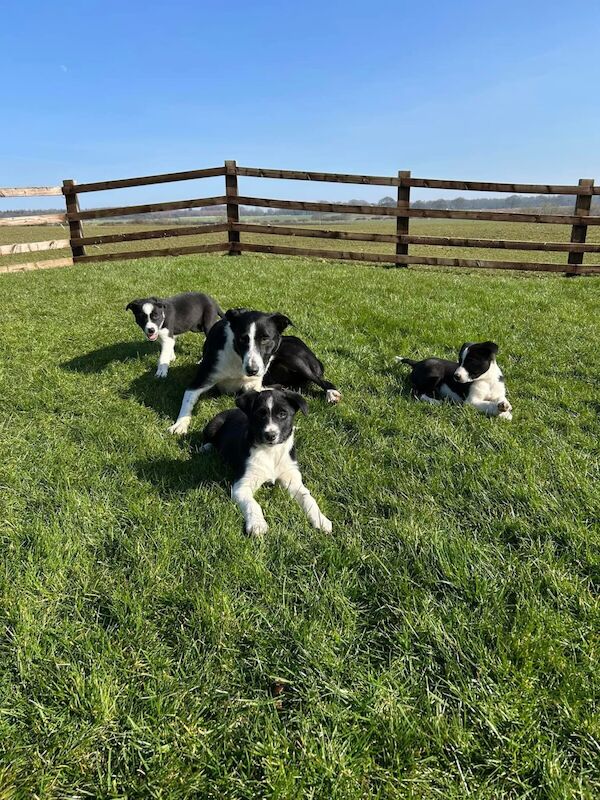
(1, 161, 599, 276)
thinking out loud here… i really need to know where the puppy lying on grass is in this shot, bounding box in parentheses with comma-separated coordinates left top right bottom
(200, 387, 332, 537)
(396, 341, 512, 420)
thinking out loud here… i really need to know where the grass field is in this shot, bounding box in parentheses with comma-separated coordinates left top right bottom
(3, 216, 600, 272)
(1, 251, 599, 798)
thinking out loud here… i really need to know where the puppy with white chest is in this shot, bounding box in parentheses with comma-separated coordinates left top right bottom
(201, 388, 332, 537)
(126, 292, 223, 378)
(168, 308, 341, 435)
(396, 341, 512, 420)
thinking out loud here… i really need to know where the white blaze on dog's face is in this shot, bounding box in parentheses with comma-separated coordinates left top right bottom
(236, 387, 307, 446)
(126, 298, 166, 342)
(454, 341, 499, 383)
(226, 309, 292, 378)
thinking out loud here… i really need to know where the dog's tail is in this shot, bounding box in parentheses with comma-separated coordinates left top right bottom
(395, 356, 418, 367)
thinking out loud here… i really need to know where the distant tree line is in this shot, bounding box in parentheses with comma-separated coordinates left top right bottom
(3, 194, 598, 223)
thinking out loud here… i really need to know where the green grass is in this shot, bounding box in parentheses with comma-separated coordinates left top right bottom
(1, 253, 599, 798)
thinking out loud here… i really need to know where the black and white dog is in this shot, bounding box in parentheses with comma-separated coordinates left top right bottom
(201, 387, 332, 536)
(168, 308, 341, 435)
(396, 341, 512, 420)
(126, 292, 223, 378)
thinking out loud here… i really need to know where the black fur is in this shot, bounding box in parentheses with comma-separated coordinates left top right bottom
(398, 341, 500, 400)
(126, 292, 223, 341)
(202, 388, 307, 480)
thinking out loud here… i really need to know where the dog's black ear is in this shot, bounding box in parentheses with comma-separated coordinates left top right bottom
(481, 341, 499, 355)
(225, 308, 249, 322)
(284, 390, 308, 416)
(126, 300, 140, 313)
(235, 390, 258, 415)
(270, 313, 292, 333)
(458, 342, 475, 360)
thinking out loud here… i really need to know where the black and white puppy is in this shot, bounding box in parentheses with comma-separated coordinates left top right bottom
(201, 387, 332, 536)
(168, 308, 341, 435)
(396, 341, 512, 420)
(126, 292, 223, 378)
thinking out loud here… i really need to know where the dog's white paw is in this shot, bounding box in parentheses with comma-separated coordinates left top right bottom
(155, 364, 169, 379)
(326, 389, 342, 404)
(497, 399, 512, 413)
(498, 410, 513, 421)
(168, 417, 191, 435)
(247, 519, 269, 537)
(316, 516, 333, 533)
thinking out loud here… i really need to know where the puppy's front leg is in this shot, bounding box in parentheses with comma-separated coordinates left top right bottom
(156, 334, 176, 378)
(467, 396, 506, 418)
(232, 478, 269, 537)
(279, 468, 332, 533)
(168, 360, 217, 434)
(168, 385, 211, 434)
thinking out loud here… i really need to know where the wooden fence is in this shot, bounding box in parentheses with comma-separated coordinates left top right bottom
(1, 161, 600, 275)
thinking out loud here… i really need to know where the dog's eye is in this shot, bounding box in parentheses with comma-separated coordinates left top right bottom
(277, 410, 288, 419)
(260, 336, 270, 343)
(240, 335, 250, 344)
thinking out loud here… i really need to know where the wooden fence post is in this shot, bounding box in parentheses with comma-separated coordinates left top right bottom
(396, 170, 411, 267)
(62, 179, 86, 259)
(566, 178, 594, 277)
(225, 160, 240, 255)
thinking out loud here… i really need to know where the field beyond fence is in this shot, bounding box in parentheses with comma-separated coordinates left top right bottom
(2, 162, 600, 276)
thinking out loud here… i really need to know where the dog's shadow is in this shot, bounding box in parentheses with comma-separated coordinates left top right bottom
(62, 340, 155, 373)
(62, 340, 207, 418)
(126, 364, 206, 418)
(135, 435, 231, 498)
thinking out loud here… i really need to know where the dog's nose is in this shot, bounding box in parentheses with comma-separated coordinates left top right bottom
(246, 366, 259, 376)
(264, 430, 277, 442)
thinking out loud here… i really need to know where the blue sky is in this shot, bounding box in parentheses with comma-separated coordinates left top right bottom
(2, 1, 600, 208)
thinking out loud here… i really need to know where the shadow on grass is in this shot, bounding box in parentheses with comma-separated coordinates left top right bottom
(134, 436, 231, 498)
(62, 340, 154, 373)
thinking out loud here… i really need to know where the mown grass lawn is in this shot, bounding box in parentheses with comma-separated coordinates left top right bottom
(1, 254, 599, 799)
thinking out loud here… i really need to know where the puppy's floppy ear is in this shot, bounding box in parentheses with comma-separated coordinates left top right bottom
(126, 300, 141, 313)
(270, 313, 292, 333)
(458, 342, 475, 360)
(284, 390, 308, 416)
(225, 308, 249, 322)
(235, 390, 258, 415)
(481, 341, 499, 355)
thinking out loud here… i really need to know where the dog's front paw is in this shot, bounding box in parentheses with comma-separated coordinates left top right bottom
(326, 389, 342, 404)
(498, 410, 513, 421)
(155, 364, 169, 378)
(168, 417, 191, 435)
(316, 515, 333, 533)
(497, 399, 512, 413)
(247, 519, 269, 537)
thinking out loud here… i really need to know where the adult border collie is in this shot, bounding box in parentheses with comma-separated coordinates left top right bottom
(168, 308, 341, 435)
(126, 292, 223, 378)
(396, 341, 512, 420)
(201, 387, 332, 536)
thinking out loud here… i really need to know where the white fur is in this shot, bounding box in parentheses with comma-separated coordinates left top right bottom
(155, 328, 176, 378)
(326, 389, 342, 404)
(464, 361, 511, 418)
(242, 322, 266, 377)
(231, 434, 332, 536)
(263, 395, 280, 442)
(169, 324, 264, 435)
